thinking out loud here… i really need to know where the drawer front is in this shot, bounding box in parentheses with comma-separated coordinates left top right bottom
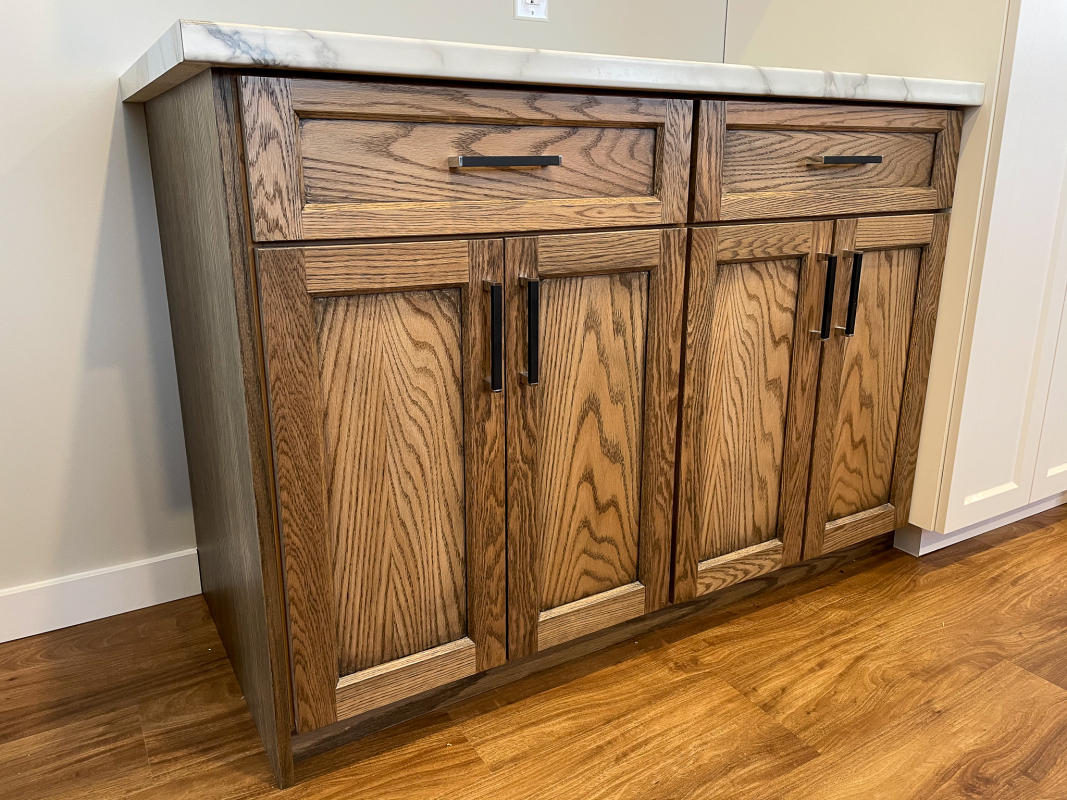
(240, 77, 692, 241)
(693, 101, 962, 221)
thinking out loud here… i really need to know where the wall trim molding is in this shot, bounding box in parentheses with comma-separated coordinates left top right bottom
(895, 492, 1067, 556)
(0, 549, 201, 643)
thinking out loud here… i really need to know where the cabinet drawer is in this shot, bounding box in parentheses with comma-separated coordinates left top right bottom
(692, 101, 962, 221)
(240, 77, 692, 241)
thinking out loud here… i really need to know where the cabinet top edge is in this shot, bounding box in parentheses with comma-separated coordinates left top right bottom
(121, 20, 985, 108)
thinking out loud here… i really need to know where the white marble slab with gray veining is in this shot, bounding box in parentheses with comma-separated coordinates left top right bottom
(121, 20, 984, 106)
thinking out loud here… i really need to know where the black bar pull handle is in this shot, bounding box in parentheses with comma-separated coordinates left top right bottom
(484, 281, 503, 393)
(841, 251, 864, 337)
(815, 254, 837, 341)
(522, 278, 540, 386)
(449, 155, 562, 169)
(806, 155, 884, 166)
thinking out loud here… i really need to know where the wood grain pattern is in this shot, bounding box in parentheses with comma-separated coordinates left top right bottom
(256, 248, 338, 733)
(638, 228, 688, 611)
(537, 272, 648, 610)
(722, 130, 936, 194)
(854, 214, 934, 249)
(304, 241, 470, 296)
(462, 239, 508, 670)
(536, 582, 647, 651)
(317, 290, 467, 677)
(825, 247, 921, 521)
(725, 102, 949, 132)
(676, 222, 828, 602)
(144, 71, 294, 786)
(300, 119, 655, 204)
(239, 76, 303, 241)
(241, 77, 691, 240)
(891, 214, 951, 527)
(691, 100, 725, 222)
(536, 229, 660, 277)
(822, 503, 896, 553)
(720, 186, 940, 220)
(696, 257, 800, 560)
(695, 540, 785, 596)
(334, 638, 477, 721)
(933, 109, 964, 208)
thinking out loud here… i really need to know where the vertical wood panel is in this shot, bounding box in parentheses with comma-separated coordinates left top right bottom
(256, 248, 337, 732)
(464, 239, 508, 670)
(239, 77, 303, 241)
(933, 111, 964, 208)
(691, 100, 726, 222)
(537, 274, 648, 609)
(317, 291, 467, 677)
(697, 258, 800, 560)
(660, 99, 695, 224)
(825, 248, 921, 521)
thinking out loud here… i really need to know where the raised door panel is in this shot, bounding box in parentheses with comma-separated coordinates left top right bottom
(257, 240, 506, 732)
(674, 222, 831, 603)
(506, 229, 686, 657)
(239, 77, 692, 241)
(805, 214, 949, 557)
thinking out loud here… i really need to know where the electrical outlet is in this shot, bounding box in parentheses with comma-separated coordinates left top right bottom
(515, 0, 548, 22)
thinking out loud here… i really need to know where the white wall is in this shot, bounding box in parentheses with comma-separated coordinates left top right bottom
(0, 2, 727, 603)
(725, 0, 1013, 531)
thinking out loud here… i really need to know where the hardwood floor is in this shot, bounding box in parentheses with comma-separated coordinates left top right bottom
(3, 505, 1067, 799)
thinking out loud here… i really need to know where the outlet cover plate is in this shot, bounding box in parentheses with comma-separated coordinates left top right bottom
(515, 0, 548, 22)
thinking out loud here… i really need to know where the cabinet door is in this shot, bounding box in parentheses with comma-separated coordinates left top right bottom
(256, 240, 507, 732)
(674, 222, 832, 603)
(505, 229, 686, 657)
(805, 214, 949, 557)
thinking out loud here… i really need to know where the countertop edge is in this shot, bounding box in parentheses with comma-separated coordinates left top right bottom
(120, 20, 985, 107)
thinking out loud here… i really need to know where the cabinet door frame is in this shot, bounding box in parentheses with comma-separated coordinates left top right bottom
(504, 228, 687, 658)
(239, 76, 692, 242)
(804, 213, 950, 557)
(256, 239, 507, 732)
(674, 221, 832, 603)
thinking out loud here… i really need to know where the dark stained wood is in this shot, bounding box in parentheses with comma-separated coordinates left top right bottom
(691, 100, 725, 222)
(933, 109, 964, 208)
(537, 582, 647, 651)
(676, 221, 828, 603)
(695, 540, 785, 596)
(240, 77, 693, 240)
(536, 230, 661, 277)
(317, 290, 467, 676)
(891, 214, 951, 527)
(144, 70, 294, 786)
(462, 239, 508, 671)
(823, 503, 896, 553)
(255, 247, 338, 733)
(725, 102, 950, 132)
(238, 76, 303, 241)
(304, 241, 470, 296)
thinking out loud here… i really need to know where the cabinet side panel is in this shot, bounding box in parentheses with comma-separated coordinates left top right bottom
(144, 70, 293, 786)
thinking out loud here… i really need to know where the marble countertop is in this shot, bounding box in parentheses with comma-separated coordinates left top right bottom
(121, 20, 984, 107)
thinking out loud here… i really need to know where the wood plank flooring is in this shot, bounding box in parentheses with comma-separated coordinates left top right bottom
(3, 505, 1067, 799)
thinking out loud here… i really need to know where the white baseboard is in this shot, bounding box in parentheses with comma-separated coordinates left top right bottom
(895, 492, 1067, 556)
(0, 549, 202, 643)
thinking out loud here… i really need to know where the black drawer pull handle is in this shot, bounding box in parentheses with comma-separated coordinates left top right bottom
(448, 155, 562, 169)
(521, 278, 540, 386)
(839, 251, 864, 337)
(813, 254, 837, 341)
(806, 155, 883, 166)
(484, 281, 503, 393)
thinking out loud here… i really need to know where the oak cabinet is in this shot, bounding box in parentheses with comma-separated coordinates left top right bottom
(504, 230, 686, 656)
(139, 66, 965, 786)
(804, 214, 950, 557)
(674, 221, 831, 602)
(255, 240, 508, 732)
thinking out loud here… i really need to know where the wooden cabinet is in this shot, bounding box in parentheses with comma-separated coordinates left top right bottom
(504, 230, 686, 656)
(804, 214, 950, 557)
(239, 77, 693, 241)
(692, 101, 961, 222)
(674, 221, 831, 602)
(140, 67, 966, 786)
(255, 239, 508, 733)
